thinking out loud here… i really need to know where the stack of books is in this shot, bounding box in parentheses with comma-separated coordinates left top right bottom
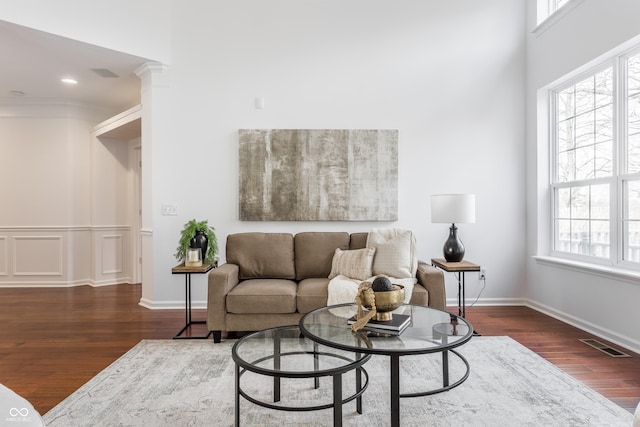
(348, 313, 411, 335)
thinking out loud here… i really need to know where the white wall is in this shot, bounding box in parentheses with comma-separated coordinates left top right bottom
(525, 0, 640, 352)
(0, 102, 109, 286)
(152, 0, 527, 307)
(0, 2, 528, 315)
(0, 0, 172, 64)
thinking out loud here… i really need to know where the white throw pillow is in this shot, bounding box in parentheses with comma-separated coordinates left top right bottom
(366, 228, 417, 278)
(328, 248, 376, 281)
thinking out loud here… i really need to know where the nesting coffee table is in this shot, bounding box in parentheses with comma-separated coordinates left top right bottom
(300, 303, 473, 427)
(232, 325, 371, 426)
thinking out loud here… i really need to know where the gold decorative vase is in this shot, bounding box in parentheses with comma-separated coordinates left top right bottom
(365, 285, 405, 321)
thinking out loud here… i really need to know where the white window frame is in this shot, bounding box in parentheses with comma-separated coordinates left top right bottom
(535, 0, 586, 33)
(549, 47, 640, 272)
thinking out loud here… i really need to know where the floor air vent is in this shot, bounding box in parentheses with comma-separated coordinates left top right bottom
(580, 339, 631, 357)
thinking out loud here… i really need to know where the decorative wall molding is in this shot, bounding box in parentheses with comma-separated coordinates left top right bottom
(13, 236, 63, 276)
(0, 226, 132, 287)
(0, 226, 92, 231)
(0, 236, 6, 276)
(92, 225, 132, 231)
(0, 226, 131, 231)
(0, 99, 116, 121)
(92, 277, 132, 287)
(92, 105, 142, 138)
(0, 279, 88, 288)
(101, 235, 124, 275)
(93, 228, 130, 286)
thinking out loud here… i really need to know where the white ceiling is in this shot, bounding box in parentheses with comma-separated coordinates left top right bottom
(0, 19, 151, 112)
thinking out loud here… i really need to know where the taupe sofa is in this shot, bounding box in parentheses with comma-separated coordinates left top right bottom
(207, 231, 445, 342)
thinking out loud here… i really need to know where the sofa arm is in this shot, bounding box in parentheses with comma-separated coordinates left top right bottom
(416, 260, 446, 311)
(207, 263, 240, 334)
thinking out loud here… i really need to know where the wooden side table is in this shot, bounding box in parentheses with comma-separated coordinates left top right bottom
(172, 262, 214, 339)
(431, 258, 480, 319)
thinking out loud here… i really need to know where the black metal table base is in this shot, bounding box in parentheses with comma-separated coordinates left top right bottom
(173, 320, 212, 340)
(388, 349, 470, 427)
(173, 272, 212, 339)
(233, 329, 370, 426)
(455, 271, 481, 336)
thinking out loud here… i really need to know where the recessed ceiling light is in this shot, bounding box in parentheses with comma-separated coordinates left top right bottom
(61, 77, 78, 85)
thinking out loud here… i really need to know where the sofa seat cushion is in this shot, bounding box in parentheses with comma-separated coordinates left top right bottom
(297, 278, 330, 313)
(226, 279, 297, 314)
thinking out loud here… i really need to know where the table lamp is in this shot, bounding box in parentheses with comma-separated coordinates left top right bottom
(431, 194, 476, 262)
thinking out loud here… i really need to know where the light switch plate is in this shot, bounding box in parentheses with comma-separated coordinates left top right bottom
(161, 204, 178, 216)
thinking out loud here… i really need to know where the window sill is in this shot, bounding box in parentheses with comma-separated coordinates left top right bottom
(533, 0, 586, 37)
(533, 255, 640, 285)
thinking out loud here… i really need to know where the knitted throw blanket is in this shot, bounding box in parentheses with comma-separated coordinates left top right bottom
(327, 274, 417, 306)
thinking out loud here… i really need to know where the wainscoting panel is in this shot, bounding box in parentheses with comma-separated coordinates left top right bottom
(0, 236, 6, 276)
(0, 227, 131, 287)
(93, 227, 131, 286)
(101, 235, 124, 275)
(13, 236, 63, 276)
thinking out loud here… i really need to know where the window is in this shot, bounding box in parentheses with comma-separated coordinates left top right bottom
(626, 53, 640, 263)
(549, 0, 570, 14)
(551, 50, 640, 266)
(536, 0, 586, 30)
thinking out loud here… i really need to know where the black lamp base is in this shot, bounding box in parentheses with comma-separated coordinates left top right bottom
(443, 223, 465, 262)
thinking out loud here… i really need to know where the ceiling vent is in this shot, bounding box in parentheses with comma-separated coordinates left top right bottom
(91, 68, 119, 78)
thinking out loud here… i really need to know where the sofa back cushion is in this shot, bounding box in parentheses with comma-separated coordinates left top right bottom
(227, 233, 295, 279)
(295, 232, 350, 280)
(349, 232, 368, 249)
(366, 228, 417, 278)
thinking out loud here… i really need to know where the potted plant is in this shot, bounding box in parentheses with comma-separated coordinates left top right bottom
(175, 219, 218, 265)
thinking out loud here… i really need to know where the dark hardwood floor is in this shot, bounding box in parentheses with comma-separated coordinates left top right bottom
(0, 284, 639, 415)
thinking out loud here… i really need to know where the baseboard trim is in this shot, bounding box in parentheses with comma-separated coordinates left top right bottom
(90, 278, 132, 287)
(523, 299, 640, 355)
(446, 296, 640, 354)
(138, 298, 206, 310)
(0, 280, 134, 288)
(0, 280, 88, 288)
(447, 297, 527, 307)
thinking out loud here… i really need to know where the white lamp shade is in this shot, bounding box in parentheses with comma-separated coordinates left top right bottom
(431, 194, 476, 224)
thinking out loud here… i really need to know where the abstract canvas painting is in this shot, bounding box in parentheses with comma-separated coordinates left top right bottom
(239, 129, 398, 221)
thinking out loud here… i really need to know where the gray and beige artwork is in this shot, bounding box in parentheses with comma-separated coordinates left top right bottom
(239, 129, 398, 221)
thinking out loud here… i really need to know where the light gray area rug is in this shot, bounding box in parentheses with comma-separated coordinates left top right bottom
(44, 337, 632, 426)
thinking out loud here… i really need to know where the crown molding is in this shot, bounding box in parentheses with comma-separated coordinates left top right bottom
(0, 99, 118, 120)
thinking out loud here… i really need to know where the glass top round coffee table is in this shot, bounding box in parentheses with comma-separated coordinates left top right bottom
(299, 303, 473, 427)
(232, 325, 372, 426)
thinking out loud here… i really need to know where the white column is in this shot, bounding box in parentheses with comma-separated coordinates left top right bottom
(134, 62, 170, 308)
